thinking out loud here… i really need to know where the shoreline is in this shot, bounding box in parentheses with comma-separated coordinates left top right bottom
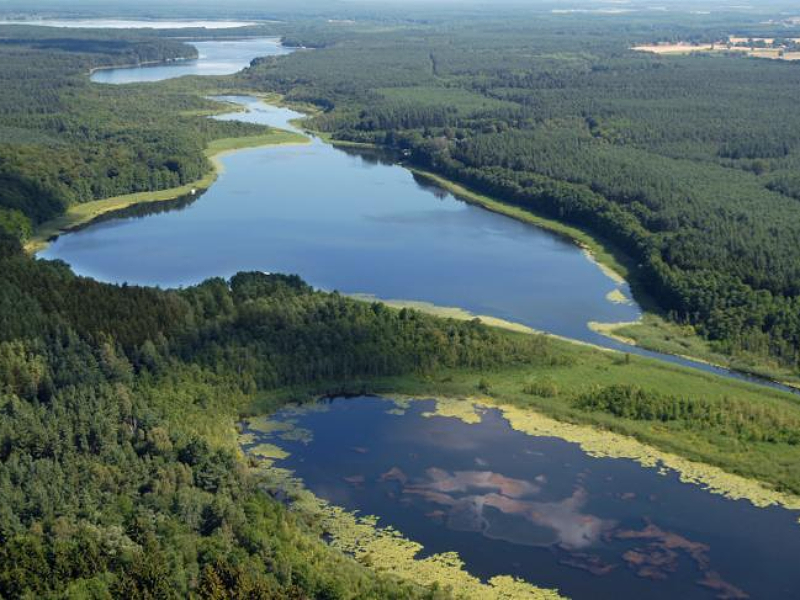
(348, 293, 613, 352)
(396, 169, 800, 392)
(32, 79, 800, 392)
(288, 116, 800, 392)
(408, 168, 631, 285)
(26, 130, 309, 255)
(239, 391, 800, 599)
(88, 55, 196, 76)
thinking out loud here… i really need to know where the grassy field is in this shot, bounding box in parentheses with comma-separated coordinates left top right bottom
(633, 42, 800, 61)
(26, 128, 308, 254)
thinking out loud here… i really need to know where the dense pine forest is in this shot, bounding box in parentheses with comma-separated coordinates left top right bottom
(236, 16, 800, 374)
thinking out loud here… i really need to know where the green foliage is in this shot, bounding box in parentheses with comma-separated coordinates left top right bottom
(0, 208, 31, 241)
(522, 377, 559, 398)
(0, 27, 277, 228)
(4, 14, 800, 598)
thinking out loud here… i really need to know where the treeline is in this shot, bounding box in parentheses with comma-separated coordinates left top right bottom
(574, 384, 800, 445)
(238, 17, 800, 371)
(0, 26, 272, 238)
(0, 232, 551, 598)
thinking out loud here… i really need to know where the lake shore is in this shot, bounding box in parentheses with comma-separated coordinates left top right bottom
(26, 128, 309, 255)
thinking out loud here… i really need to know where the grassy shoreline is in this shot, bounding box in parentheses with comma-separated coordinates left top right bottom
(26, 128, 309, 255)
(250, 342, 800, 501)
(402, 169, 800, 389)
(261, 100, 800, 389)
(604, 315, 800, 389)
(409, 168, 631, 284)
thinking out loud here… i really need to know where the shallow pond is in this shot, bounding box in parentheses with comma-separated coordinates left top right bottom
(243, 396, 800, 600)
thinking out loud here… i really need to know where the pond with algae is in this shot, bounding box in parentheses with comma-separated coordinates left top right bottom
(241, 396, 800, 600)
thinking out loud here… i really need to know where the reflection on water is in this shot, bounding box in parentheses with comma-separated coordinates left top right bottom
(242, 396, 800, 600)
(73, 193, 202, 233)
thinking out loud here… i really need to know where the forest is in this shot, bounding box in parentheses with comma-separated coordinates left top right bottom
(237, 16, 800, 374)
(4, 11, 800, 598)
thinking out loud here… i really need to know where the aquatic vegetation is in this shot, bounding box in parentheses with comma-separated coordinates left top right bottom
(238, 425, 565, 599)
(278, 427, 314, 444)
(319, 504, 564, 599)
(419, 396, 485, 424)
(246, 414, 314, 443)
(246, 415, 295, 433)
(237, 432, 256, 445)
(605, 289, 632, 305)
(386, 396, 413, 415)
(249, 443, 290, 465)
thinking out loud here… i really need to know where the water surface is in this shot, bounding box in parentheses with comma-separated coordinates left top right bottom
(42, 40, 800, 390)
(244, 396, 800, 600)
(91, 38, 290, 83)
(42, 95, 638, 344)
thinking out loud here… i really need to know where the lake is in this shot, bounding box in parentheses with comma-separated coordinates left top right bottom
(43, 93, 639, 344)
(243, 395, 800, 600)
(91, 38, 291, 84)
(35, 28, 800, 600)
(41, 39, 798, 387)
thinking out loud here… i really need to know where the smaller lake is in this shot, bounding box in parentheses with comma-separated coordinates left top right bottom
(90, 38, 290, 83)
(243, 396, 800, 600)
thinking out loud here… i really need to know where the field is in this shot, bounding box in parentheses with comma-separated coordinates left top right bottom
(634, 39, 800, 61)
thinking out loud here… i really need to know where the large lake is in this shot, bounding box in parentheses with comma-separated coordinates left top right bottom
(244, 396, 800, 600)
(48, 37, 640, 345)
(42, 39, 797, 385)
(43, 93, 637, 344)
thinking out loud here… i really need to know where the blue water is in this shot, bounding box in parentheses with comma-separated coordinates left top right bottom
(91, 38, 290, 83)
(247, 396, 800, 600)
(43, 95, 639, 343)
